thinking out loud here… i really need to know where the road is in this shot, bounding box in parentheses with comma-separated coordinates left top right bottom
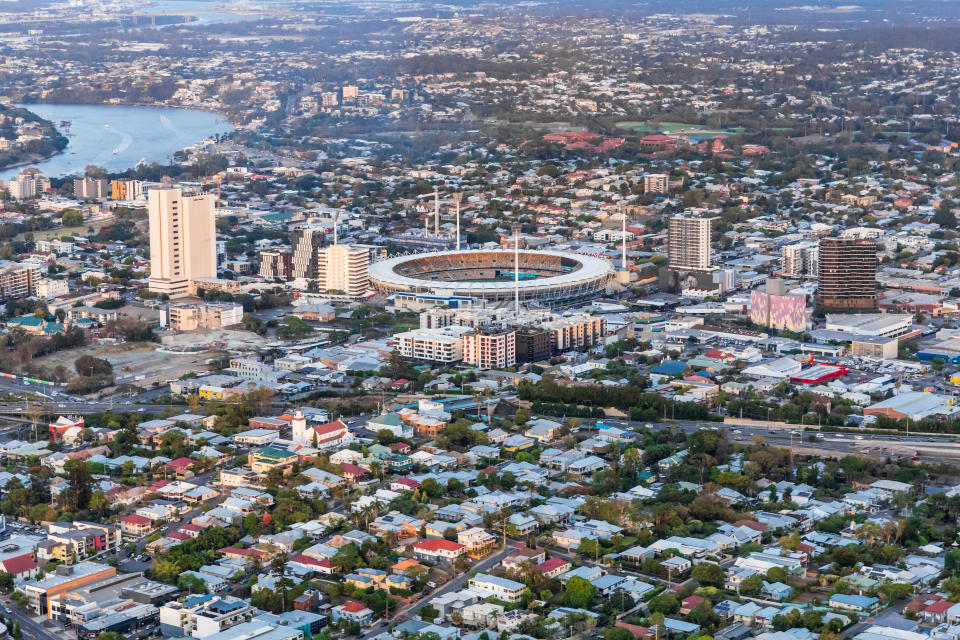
(3, 598, 63, 640)
(359, 545, 515, 640)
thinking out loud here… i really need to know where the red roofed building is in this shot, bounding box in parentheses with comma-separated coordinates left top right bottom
(0, 553, 38, 579)
(48, 416, 83, 442)
(181, 523, 203, 538)
(413, 538, 466, 560)
(390, 478, 420, 492)
(290, 554, 336, 575)
(168, 531, 191, 541)
(536, 557, 571, 579)
(923, 600, 955, 624)
(218, 546, 267, 561)
(339, 463, 369, 483)
(165, 457, 195, 478)
(615, 622, 653, 638)
(119, 514, 154, 538)
(680, 595, 704, 615)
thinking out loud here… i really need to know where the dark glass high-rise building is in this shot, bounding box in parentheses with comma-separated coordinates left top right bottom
(816, 237, 878, 311)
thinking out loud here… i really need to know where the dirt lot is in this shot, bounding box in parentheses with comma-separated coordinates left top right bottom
(36, 341, 219, 383)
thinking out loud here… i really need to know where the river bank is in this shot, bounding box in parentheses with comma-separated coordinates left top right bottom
(0, 103, 234, 182)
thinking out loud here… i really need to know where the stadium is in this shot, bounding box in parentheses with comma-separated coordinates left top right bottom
(369, 249, 614, 306)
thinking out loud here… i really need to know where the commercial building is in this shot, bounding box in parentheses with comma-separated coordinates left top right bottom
(73, 177, 109, 199)
(160, 302, 244, 332)
(750, 280, 807, 332)
(780, 241, 819, 278)
(850, 336, 899, 360)
(668, 213, 715, 271)
(816, 237, 878, 311)
(643, 173, 670, 194)
(863, 391, 959, 421)
(463, 328, 516, 369)
(824, 314, 913, 338)
(0, 261, 40, 301)
(148, 188, 217, 296)
(393, 326, 472, 363)
(259, 250, 292, 280)
(23, 562, 117, 616)
(110, 179, 143, 201)
(76, 603, 159, 640)
(314, 244, 370, 296)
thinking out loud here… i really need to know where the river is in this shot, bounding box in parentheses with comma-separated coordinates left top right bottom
(0, 104, 234, 182)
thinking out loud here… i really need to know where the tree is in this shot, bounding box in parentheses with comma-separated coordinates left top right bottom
(934, 198, 957, 229)
(565, 576, 597, 608)
(0, 573, 12, 592)
(74, 355, 112, 377)
(648, 593, 680, 615)
(177, 573, 208, 594)
(61, 209, 83, 226)
(691, 562, 725, 588)
(739, 574, 763, 596)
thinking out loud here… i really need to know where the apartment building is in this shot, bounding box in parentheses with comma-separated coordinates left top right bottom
(462, 328, 516, 369)
(315, 244, 369, 296)
(668, 213, 715, 271)
(393, 326, 472, 363)
(780, 241, 819, 278)
(457, 527, 496, 557)
(40, 523, 120, 564)
(543, 314, 607, 351)
(467, 573, 525, 603)
(37, 278, 69, 300)
(73, 177, 109, 199)
(159, 596, 255, 638)
(643, 173, 670, 193)
(816, 237, 878, 311)
(259, 249, 292, 280)
(8, 169, 49, 199)
(0, 261, 40, 301)
(110, 179, 143, 201)
(148, 188, 217, 296)
(161, 302, 244, 331)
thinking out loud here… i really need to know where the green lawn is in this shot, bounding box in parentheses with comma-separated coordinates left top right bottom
(19, 224, 89, 241)
(615, 120, 746, 136)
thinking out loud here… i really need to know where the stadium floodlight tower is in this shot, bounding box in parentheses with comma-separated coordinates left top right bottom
(453, 191, 463, 250)
(513, 224, 521, 314)
(616, 201, 632, 285)
(433, 186, 440, 235)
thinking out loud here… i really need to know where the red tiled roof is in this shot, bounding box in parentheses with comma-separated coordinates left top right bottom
(414, 538, 464, 552)
(536, 557, 570, 573)
(615, 622, 651, 638)
(121, 514, 152, 526)
(182, 523, 202, 532)
(168, 531, 190, 541)
(339, 601, 370, 613)
(340, 463, 369, 476)
(290, 554, 327, 567)
(314, 420, 348, 437)
(393, 478, 419, 488)
(925, 601, 955, 614)
(166, 457, 194, 469)
(0, 554, 36, 576)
